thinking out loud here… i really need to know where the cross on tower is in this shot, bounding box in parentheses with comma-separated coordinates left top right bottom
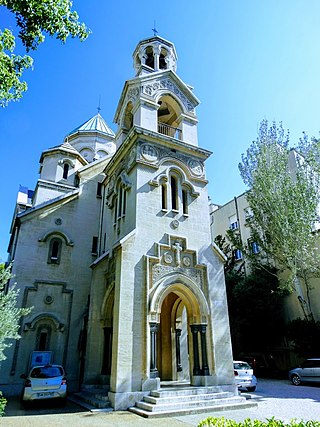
(152, 21, 158, 37)
(97, 95, 101, 114)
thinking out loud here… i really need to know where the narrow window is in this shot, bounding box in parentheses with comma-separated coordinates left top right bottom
(161, 184, 167, 210)
(233, 249, 242, 261)
(63, 163, 69, 179)
(250, 241, 259, 254)
(48, 238, 62, 264)
(229, 214, 238, 230)
(159, 52, 167, 69)
(114, 197, 118, 224)
(39, 332, 48, 351)
(182, 189, 188, 215)
(145, 47, 154, 69)
(118, 187, 123, 219)
(171, 176, 178, 211)
(122, 190, 127, 216)
(97, 182, 102, 198)
(92, 236, 98, 254)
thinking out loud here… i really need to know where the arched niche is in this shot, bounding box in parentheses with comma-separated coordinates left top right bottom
(157, 94, 183, 139)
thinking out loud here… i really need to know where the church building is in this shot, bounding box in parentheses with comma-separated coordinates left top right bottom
(1, 35, 248, 414)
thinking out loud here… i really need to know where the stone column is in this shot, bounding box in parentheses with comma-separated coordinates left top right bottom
(191, 325, 201, 375)
(150, 322, 159, 378)
(200, 325, 210, 376)
(175, 328, 182, 372)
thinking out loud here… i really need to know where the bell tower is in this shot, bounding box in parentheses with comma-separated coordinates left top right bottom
(114, 35, 199, 148)
(85, 34, 236, 412)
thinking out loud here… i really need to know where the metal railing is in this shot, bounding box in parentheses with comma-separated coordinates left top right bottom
(158, 122, 182, 140)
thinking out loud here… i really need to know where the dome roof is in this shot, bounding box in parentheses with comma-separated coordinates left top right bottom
(66, 113, 115, 138)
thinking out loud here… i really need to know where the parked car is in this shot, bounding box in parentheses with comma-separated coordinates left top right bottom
(233, 360, 257, 392)
(20, 364, 67, 404)
(289, 358, 320, 386)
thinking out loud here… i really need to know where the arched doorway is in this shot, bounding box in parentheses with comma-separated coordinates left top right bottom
(149, 278, 210, 385)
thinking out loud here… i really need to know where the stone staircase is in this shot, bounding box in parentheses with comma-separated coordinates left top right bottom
(129, 385, 257, 418)
(69, 385, 113, 412)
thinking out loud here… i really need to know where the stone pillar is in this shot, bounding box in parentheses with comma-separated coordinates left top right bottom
(150, 322, 159, 378)
(175, 328, 182, 372)
(191, 325, 201, 375)
(200, 325, 210, 376)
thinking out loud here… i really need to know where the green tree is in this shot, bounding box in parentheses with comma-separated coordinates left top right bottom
(0, 263, 31, 361)
(0, 0, 90, 107)
(214, 235, 285, 355)
(239, 120, 320, 319)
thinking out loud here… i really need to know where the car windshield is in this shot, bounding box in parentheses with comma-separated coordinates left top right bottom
(234, 362, 251, 370)
(30, 366, 63, 378)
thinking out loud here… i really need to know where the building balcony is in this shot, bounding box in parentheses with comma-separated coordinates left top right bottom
(158, 122, 182, 140)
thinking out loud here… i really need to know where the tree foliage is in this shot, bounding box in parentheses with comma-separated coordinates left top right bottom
(239, 120, 320, 318)
(0, 0, 90, 107)
(0, 263, 31, 361)
(214, 235, 286, 354)
(286, 318, 320, 358)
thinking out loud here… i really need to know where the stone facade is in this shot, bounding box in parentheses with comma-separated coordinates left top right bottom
(1, 35, 237, 410)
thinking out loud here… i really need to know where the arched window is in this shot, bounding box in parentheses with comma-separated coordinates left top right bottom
(123, 102, 133, 131)
(182, 188, 188, 215)
(159, 48, 168, 70)
(63, 163, 69, 179)
(36, 324, 51, 351)
(171, 175, 178, 211)
(161, 183, 167, 211)
(48, 238, 62, 264)
(157, 95, 182, 140)
(114, 183, 128, 224)
(145, 46, 154, 69)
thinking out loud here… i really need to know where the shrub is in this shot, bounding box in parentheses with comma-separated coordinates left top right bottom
(198, 417, 320, 427)
(0, 391, 7, 416)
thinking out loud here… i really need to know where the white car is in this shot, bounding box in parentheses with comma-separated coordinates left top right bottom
(20, 364, 67, 404)
(234, 360, 257, 392)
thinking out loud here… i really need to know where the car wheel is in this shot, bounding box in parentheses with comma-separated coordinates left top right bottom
(291, 374, 301, 386)
(247, 386, 256, 392)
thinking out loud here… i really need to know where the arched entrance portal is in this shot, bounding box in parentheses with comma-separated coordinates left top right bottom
(157, 292, 190, 381)
(149, 278, 210, 385)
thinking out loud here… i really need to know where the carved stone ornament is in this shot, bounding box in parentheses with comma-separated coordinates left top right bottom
(55, 218, 62, 225)
(142, 78, 196, 112)
(171, 219, 179, 229)
(188, 159, 203, 177)
(140, 144, 158, 162)
(146, 235, 208, 293)
(182, 256, 191, 267)
(127, 147, 136, 169)
(163, 252, 173, 264)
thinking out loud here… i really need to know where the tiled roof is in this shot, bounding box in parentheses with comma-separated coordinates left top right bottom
(67, 113, 115, 137)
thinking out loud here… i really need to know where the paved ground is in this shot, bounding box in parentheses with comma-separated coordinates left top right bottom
(1, 379, 320, 426)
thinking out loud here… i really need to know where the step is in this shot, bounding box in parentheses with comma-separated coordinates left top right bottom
(144, 391, 232, 405)
(136, 395, 247, 412)
(68, 393, 113, 412)
(129, 400, 258, 418)
(71, 390, 112, 410)
(151, 386, 228, 397)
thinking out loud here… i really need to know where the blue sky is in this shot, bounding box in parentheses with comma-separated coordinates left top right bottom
(1, 0, 320, 261)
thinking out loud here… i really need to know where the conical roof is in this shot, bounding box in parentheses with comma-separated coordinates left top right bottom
(67, 113, 115, 138)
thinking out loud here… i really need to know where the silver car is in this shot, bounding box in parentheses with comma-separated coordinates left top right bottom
(289, 358, 320, 386)
(233, 360, 257, 392)
(21, 364, 67, 403)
